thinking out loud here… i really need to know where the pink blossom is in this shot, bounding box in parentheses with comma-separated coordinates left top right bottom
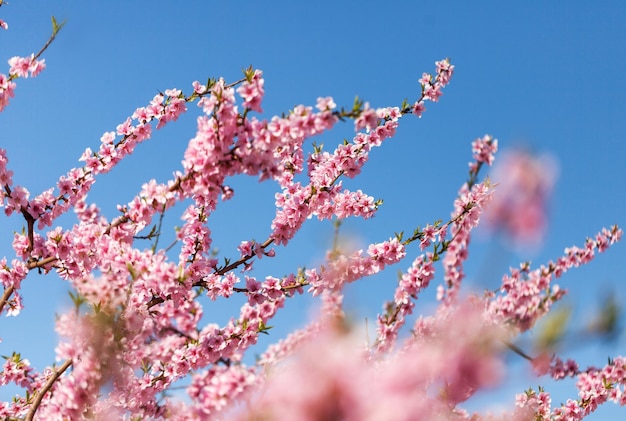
(532, 352, 552, 376)
(550, 357, 579, 380)
(236, 69, 264, 112)
(471, 134, 498, 166)
(245, 276, 265, 305)
(424, 82, 443, 101)
(8, 55, 45, 78)
(316, 96, 336, 111)
(8, 56, 31, 78)
(188, 365, 257, 416)
(192, 80, 206, 94)
(4, 185, 29, 216)
(262, 276, 284, 300)
(435, 58, 455, 86)
(116, 117, 133, 135)
(419, 72, 432, 85)
(412, 100, 426, 117)
(0, 73, 15, 112)
(354, 102, 378, 132)
(28, 58, 45, 77)
(237, 240, 253, 257)
(420, 224, 437, 250)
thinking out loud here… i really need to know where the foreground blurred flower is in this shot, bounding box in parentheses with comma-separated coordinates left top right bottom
(484, 148, 558, 248)
(237, 301, 506, 421)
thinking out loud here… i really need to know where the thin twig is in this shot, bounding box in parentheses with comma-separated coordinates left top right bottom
(502, 339, 534, 361)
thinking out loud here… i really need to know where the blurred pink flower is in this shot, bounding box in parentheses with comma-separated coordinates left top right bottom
(237, 301, 505, 421)
(484, 148, 558, 247)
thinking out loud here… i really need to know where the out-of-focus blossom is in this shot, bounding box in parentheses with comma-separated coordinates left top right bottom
(484, 148, 558, 248)
(238, 301, 505, 421)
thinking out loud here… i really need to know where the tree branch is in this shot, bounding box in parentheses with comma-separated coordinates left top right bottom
(25, 358, 73, 421)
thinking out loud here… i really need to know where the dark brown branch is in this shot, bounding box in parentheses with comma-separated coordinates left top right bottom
(0, 285, 15, 315)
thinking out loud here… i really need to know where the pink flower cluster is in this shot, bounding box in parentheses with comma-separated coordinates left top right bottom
(0, 54, 45, 112)
(304, 237, 406, 296)
(471, 134, 499, 167)
(236, 69, 264, 112)
(412, 58, 454, 117)
(515, 355, 626, 420)
(0, 73, 15, 112)
(8, 54, 45, 78)
(0, 353, 35, 391)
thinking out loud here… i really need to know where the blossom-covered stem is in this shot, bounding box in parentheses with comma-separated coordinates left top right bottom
(374, 138, 497, 352)
(5, 17, 60, 83)
(24, 359, 72, 421)
(215, 239, 275, 276)
(487, 225, 623, 333)
(257, 322, 322, 368)
(436, 136, 498, 304)
(189, 193, 490, 306)
(514, 355, 626, 420)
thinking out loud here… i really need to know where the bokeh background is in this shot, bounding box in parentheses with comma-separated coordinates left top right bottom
(0, 1, 624, 418)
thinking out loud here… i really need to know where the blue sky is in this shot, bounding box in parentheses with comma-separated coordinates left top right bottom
(0, 1, 625, 418)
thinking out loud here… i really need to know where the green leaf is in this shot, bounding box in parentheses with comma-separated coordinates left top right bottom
(353, 95, 364, 113)
(535, 305, 571, 351)
(127, 263, 138, 281)
(242, 65, 255, 82)
(51, 16, 66, 35)
(258, 321, 273, 334)
(68, 290, 86, 310)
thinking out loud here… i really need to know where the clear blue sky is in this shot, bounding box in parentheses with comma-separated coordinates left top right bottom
(0, 1, 625, 418)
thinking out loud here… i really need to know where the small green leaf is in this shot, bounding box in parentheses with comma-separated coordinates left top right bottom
(68, 290, 86, 310)
(535, 305, 571, 351)
(51, 16, 66, 35)
(401, 98, 409, 111)
(242, 65, 255, 82)
(127, 263, 138, 280)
